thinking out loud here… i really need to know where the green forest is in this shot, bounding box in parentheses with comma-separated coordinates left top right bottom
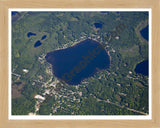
(11, 11, 149, 115)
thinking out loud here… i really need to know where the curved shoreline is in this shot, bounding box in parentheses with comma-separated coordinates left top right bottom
(47, 38, 112, 65)
(45, 39, 111, 85)
(135, 20, 148, 43)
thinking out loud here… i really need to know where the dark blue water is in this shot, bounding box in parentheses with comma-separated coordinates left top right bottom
(34, 40, 42, 47)
(41, 35, 47, 40)
(12, 82, 22, 85)
(12, 11, 19, 16)
(12, 12, 21, 23)
(140, 25, 149, 41)
(135, 60, 149, 76)
(94, 23, 102, 28)
(100, 11, 109, 13)
(27, 32, 36, 38)
(45, 39, 110, 85)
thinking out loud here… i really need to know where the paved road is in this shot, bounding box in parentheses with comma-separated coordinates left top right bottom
(92, 94, 148, 115)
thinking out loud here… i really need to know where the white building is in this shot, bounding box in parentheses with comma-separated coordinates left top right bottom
(23, 69, 29, 73)
(34, 95, 45, 100)
(115, 36, 120, 40)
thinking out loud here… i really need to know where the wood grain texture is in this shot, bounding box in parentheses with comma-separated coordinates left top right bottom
(0, 0, 160, 127)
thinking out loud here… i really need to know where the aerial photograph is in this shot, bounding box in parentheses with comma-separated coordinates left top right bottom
(11, 10, 149, 116)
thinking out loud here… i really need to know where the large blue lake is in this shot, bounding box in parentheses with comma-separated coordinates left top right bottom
(140, 25, 149, 41)
(45, 39, 110, 85)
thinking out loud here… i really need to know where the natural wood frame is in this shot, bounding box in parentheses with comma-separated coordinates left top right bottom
(0, 0, 160, 127)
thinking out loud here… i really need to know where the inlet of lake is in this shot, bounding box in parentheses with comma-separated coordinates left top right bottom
(135, 25, 149, 76)
(45, 39, 110, 85)
(135, 60, 149, 76)
(140, 25, 149, 41)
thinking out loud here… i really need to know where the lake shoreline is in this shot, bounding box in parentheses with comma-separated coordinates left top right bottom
(45, 39, 111, 85)
(135, 19, 148, 43)
(48, 38, 112, 66)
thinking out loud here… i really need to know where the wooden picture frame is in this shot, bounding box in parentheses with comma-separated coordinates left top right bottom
(0, 0, 160, 127)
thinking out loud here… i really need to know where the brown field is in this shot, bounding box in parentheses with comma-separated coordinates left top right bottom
(12, 82, 24, 98)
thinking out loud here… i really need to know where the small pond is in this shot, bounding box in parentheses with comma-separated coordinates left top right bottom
(41, 35, 47, 40)
(27, 32, 36, 38)
(34, 40, 42, 47)
(94, 23, 102, 28)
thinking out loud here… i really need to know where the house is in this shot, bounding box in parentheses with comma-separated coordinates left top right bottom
(23, 69, 29, 73)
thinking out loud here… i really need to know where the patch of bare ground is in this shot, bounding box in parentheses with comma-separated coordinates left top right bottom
(12, 81, 24, 98)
